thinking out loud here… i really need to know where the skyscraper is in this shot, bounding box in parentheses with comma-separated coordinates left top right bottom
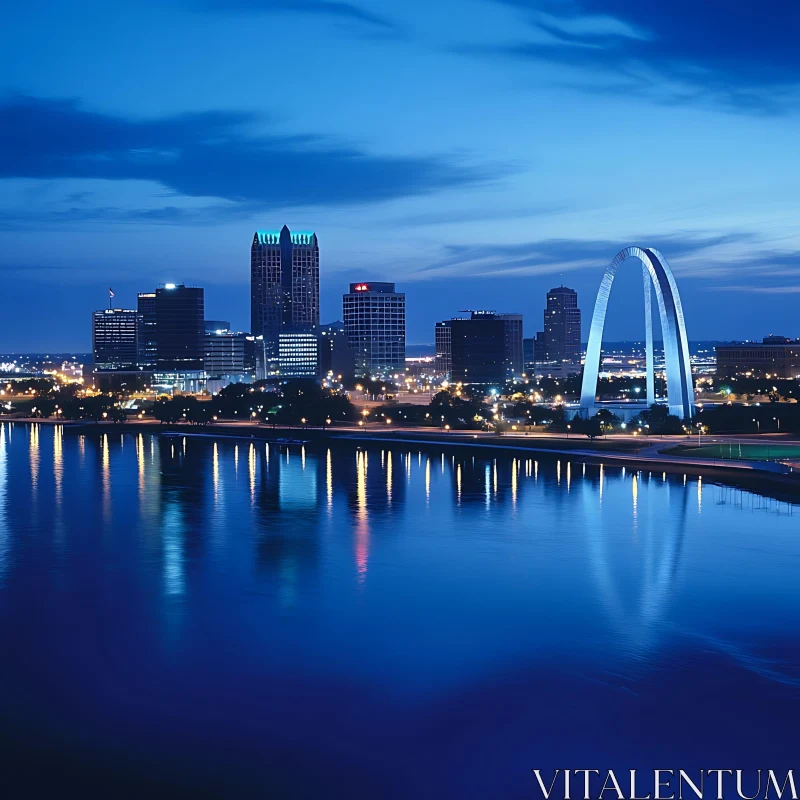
(343, 282, 406, 376)
(534, 286, 581, 375)
(153, 283, 205, 392)
(92, 309, 139, 371)
(136, 292, 157, 369)
(250, 226, 320, 358)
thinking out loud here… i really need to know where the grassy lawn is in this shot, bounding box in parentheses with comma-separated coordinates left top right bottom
(667, 443, 800, 461)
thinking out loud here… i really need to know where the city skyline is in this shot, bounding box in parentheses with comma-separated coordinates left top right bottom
(2, 0, 799, 350)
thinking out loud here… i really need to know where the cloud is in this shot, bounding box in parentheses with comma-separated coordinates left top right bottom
(407, 232, 758, 281)
(717, 285, 800, 294)
(194, 0, 396, 30)
(467, 0, 800, 114)
(0, 95, 496, 218)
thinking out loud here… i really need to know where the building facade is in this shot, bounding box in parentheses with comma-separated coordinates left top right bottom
(278, 331, 320, 379)
(535, 286, 581, 375)
(318, 321, 355, 379)
(716, 336, 800, 379)
(204, 328, 250, 376)
(92, 309, 140, 371)
(250, 226, 320, 359)
(153, 283, 205, 392)
(136, 292, 157, 369)
(343, 282, 406, 376)
(448, 311, 523, 386)
(435, 321, 452, 378)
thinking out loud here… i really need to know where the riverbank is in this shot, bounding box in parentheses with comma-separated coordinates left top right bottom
(9, 416, 799, 498)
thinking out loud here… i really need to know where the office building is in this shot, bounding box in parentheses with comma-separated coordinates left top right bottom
(435, 321, 452, 378)
(92, 309, 140, 371)
(343, 282, 406, 376)
(534, 286, 581, 376)
(136, 292, 157, 369)
(278, 331, 320, 379)
(716, 336, 800, 379)
(204, 323, 254, 391)
(318, 321, 355, 379)
(153, 283, 205, 392)
(250, 226, 320, 358)
(448, 311, 523, 386)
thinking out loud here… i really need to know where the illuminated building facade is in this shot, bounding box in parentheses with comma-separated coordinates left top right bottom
(250, 226, 320, 359)
(92, 309, 139, 371)
(343, 282, 406, 376)
(534, 286, 581, 375)
(278, 331, 320, 379)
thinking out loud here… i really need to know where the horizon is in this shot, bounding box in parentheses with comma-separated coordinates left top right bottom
(2, 0, 798, 350)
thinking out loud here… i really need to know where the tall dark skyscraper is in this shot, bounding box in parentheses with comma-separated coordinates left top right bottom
(250, 226, 320, 358)
(534, 286, 581, 375)
(154, 283, 205, 375)
(136, 292, 157, 369)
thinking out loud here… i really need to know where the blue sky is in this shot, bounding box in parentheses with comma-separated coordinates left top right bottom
(1, 0, 799, 349)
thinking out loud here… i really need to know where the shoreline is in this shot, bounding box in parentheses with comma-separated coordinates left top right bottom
(7, 417, 799, 499)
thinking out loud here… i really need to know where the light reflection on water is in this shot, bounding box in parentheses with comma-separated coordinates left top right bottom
(0, 422, 799, 797)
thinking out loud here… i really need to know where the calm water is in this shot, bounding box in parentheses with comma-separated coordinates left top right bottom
(1, 422, 799, 798)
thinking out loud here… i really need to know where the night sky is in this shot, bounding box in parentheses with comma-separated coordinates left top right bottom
(1, 0, 799, 350)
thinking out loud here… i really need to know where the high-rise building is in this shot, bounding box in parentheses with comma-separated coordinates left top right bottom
(250, 226, 320, 358)
(535, 286, 581, 375)
(136, 292, 157, 370)
(447, 311, 523, 386)
(435, 321, 452, 378)
(92, 309, 140, 371)
(343, 282, 406, 376)
(318, 321, 355, 379)
(153, 283, 205, 392)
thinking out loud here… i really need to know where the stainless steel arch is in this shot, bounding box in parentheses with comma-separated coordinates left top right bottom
(580, 247, 695, 419)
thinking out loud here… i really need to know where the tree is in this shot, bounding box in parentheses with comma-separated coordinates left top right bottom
(571, 415, 603, 441)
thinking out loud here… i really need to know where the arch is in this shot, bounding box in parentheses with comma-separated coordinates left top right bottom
(580, 247, 695, 419)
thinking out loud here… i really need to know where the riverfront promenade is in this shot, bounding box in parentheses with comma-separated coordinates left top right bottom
(8, 416, 800, 495)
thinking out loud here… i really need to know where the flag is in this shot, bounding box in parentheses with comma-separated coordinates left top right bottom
(109, 287, 115, 298)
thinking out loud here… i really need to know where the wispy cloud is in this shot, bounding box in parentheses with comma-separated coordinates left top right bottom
(717, 285, 800, 294)
(465, 0, 800, 114)
(407, 232, 759, 281)
(194, 0, 397, 30)
(0, 94, 498, 221)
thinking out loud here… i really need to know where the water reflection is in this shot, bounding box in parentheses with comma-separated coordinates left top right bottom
(0, 425, 7, 586)
(0, 425, 798, 798)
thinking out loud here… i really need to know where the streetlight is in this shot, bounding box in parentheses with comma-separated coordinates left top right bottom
(566, 424, 571, 439)
(386, 418, 392, 425)
(753, 418, 760, 433)
(774, 416, 781, 431)
(444, 424, 450, 432)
